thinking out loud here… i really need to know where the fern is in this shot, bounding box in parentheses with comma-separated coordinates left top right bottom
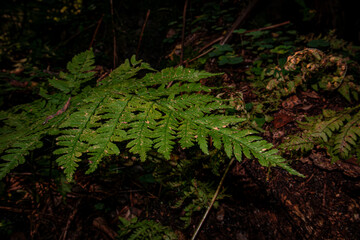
(280, 107, 360, 161)
(173, 179, 229, 228)
(0, 100, 61, 179)
(49, 49, 96, 95)
(0, 50, 303, 181)
(117, 217, 176, 240)
(333, 110, 360, 159)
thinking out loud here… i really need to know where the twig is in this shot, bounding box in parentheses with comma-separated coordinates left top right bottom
(245, 20, 290, 34)
(191, 157, 236, 240)
(182, 47, 215, 66)
(220, 0, 259, 45)
(180, 0, 189, 65)
(0, 206, 32, 213)
(136, 10, 151, 59)
(53, 23, 96, 51)
(110, 0, 118, 68)
(89, 14, 104, 50)
(197, 20, 290, 54)
(186, 21, 291, 65)
(198, 36, 223, 53)
(60, 200, 81, 240)
(43, 97, 71, 125)
(322, 172, 327, 206)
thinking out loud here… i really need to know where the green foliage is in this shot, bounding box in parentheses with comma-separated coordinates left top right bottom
(0, 49, 302, 181)
(48, 49, 96, 95)
(173, 179, 229, 228)
(209, 44, 244, 66)
(117, 217, 177, 240)
(0, 100, 54, 179)
(280, 107, 360, 162)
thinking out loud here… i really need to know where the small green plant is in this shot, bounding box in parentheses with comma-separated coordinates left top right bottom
(209, 44, 244, 66)
(0, 49, 302, 181)
(117, 217, 177, 240)
(172, 179, 228, 228)
(280, 107, 360, 162)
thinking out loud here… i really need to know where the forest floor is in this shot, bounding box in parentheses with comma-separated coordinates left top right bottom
(1, 23, 360, 240)
(2, 78, 360, 240)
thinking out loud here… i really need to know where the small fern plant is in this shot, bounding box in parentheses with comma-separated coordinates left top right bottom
(117, 217, 176, 240)
(280, 106, 360, 162)
(0, 49, 303, 181)
(172, 179, 229, 228)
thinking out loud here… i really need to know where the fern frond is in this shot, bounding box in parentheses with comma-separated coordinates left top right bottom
(54, 94, 106, 179)
(0, 100, 56, 178)
(311, 113, 350, 142)
(117, 217, 176, 240)
(0, 52, 303, 180)
(49, 49, 95, 94)
(153, 112, 178, 159)
(280, 134, 315, 153)
(333, 111, 360, 158)
(0, 133, 43, 179)
(85, 96, 132, 174)
(126, 101, 161, 161)
(104, 55, 155, 86)
(0, 96, 66, 179)
(280, 106, 360, 162)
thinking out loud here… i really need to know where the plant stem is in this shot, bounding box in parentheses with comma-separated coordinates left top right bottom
(180, 0, 188, 65)
(191, 157, 235, 240)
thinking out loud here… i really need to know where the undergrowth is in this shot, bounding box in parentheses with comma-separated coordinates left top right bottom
(117, 217, 177, 240)
(280, 107, 360, 162)
(0, 49, 301, 181)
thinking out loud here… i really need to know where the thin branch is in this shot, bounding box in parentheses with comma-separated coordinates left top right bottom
(220, 0, 259, 45)
(185, 21, 291, 65)
(180, 0, 189, 65)
(60, 200, 81, 240)
(110, 0, 118, 68)
(43, 97, 71, 125)
(246, 20, 290, 34)
(89, 14, 104, 50)
(136, 10, 151, 59)
(53, 23, 96, 51)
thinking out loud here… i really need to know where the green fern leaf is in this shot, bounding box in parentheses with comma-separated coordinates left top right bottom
(195, 127, 209, 155)
(54, 95, 106, 180)
(105, 56, 155, 86)
(153, 112, 178, 159)
(280, 135, 315, 153)
(0, 133, 43, 179)
(311, 112, 350, 142)
(0, 100, 56, 178)
(49, 49, 95, 94)
(126, 101, 161, 161)
(333, 112, 360, 158)
(177, 119, 196, 149)
(85, 96, 132, 174)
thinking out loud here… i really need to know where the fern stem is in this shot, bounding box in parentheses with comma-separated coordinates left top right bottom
(191, 157, 235, 240)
